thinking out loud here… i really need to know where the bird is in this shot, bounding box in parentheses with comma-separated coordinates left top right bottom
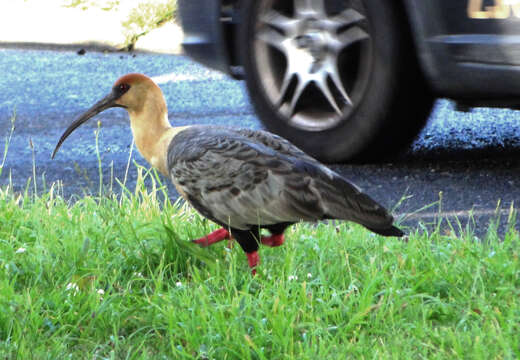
(52, 73, 404, 275)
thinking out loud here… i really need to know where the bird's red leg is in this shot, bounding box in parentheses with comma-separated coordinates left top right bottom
(192, 228, 231, 247)
(261, 234, 285, 247)
(246, 251, 259, 276)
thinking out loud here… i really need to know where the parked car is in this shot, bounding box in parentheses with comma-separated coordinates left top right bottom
(177, 0, 520, 162)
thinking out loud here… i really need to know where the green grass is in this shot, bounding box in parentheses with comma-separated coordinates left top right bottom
(121, 0, 177, 49)
(61, 0, 177, 49)
(62, 0, 121, 11)
(0, 169, 519, 359)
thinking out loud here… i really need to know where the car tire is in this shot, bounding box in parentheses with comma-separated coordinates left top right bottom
(239, 0, 434, 163)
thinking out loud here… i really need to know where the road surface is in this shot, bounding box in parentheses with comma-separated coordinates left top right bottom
(0, 48, 519, 237)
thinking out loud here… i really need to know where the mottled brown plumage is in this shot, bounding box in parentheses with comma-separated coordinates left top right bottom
(53, 73, 403, 275)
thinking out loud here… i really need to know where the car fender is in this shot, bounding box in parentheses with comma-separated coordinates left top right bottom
(177, 0, 231, 74)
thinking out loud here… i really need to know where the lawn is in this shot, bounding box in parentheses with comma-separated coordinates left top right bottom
(0, 166, 518, 359)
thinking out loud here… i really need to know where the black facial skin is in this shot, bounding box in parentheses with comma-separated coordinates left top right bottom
(113, 83, 131, 98)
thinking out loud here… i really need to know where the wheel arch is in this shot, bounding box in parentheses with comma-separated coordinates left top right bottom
(398, 0, 440, 93)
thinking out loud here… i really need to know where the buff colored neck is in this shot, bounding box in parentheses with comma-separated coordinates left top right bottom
(129, 108, 189, 177)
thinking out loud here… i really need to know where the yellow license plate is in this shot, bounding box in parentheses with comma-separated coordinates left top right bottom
(468, 0, 520, 19)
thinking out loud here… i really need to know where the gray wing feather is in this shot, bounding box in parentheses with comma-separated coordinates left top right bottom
(234, 128, 318, 162)
(168, 126, 394, 230)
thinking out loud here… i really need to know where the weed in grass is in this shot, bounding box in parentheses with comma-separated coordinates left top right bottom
(61, 0, 177, 49)
(121, 0, 176, 48)
(63, 0, 121, 11)
(0, 111, 15, 180)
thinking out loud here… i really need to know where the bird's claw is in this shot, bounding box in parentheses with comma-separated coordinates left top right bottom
(193, 231, 282, 275)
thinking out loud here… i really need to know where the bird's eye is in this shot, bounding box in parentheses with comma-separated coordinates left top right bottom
(118, 83, 130, 92)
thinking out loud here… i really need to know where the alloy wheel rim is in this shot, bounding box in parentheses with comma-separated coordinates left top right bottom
(253, 0, 372, 131)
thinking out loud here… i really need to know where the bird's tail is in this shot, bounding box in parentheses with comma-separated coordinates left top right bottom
(363, 224, 404, 237)
(317, 173, 404, 237)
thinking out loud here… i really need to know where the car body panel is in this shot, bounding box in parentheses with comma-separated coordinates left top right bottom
(403, 0, 520, 103)
(177, 0, 230, 73)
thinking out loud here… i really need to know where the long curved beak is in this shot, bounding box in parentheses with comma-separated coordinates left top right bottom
(52, 92, 123, 159)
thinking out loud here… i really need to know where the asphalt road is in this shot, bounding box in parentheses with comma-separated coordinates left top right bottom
(1, 48, 519, 237)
